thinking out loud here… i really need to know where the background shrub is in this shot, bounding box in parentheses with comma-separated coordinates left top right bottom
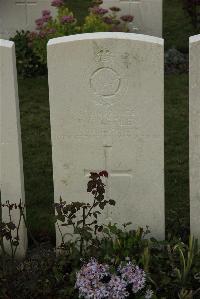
(11, 0, 134, 77)
(10, 30, 47, 77)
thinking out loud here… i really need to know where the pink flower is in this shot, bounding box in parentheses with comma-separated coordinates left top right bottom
(47, 28, 56, 34)
(42, 9, 52, 22)
(99, 171, 108, 178)
(109, 6, 121, 12)
(42, 15, 52, 22)
(35, 18, 44, 30)
(60, 15, 75, 24)
(42, 9, 51, 16)
(91, 6, 109, 15)
(120, 15, 134, 22)
(103, 16, 113, 24)
(51, 0, 64, 7)
(39, 31, 46, 38)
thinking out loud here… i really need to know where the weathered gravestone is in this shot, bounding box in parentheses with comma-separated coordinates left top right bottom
(0, 0, 56, 39)
(0, 39, 27, 258)
(101, 0, 162, 37)
(47, 32, 164, 247)
(189, 34, 200, 241)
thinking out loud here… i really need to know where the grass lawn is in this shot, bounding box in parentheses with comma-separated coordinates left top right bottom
(17, 0, 199, 242)
(163, 0, 197, 51)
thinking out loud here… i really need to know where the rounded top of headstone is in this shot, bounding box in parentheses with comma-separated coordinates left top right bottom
(190, 34, 200, 44)
(47, 32, 164, 47)
(0, 39, 14, 48)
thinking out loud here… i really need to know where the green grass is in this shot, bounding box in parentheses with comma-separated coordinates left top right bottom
(17, 0, 197, 242)
(163, 0, 198, 51)
(18, 77, 55, 242)
(165, 74, 189, 234)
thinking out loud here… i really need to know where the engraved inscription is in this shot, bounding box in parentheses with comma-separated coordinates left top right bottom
(93, 43, 112, 63)
(16, 0, 36, 4)
(90, 67, 121, 97)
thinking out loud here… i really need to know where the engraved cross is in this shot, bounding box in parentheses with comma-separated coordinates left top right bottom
(84, 146, 132, 219)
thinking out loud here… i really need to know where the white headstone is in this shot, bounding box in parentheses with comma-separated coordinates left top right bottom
(101, 0, 162, 37)
(189, 34, 200, 240)
(48, 32, 164, 247)
(0, 0, 56, 39)
(0, 39, 27, 258)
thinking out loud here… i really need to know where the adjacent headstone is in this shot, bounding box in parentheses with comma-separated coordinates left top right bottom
(189, 34, 200, 241)
(101, 0, 162, 37)
(0, 39, 27, 258)
(48, 32, 164, 247)
(0, 0, 56, 39)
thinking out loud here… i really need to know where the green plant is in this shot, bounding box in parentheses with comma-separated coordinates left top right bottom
(173, 236, 198, 285)
(54, 171, 115, 255)
(11, 0, 135, 77)
(29, 6, 80, 65)
(10, 30, 46, 77)
(0, 200, 25, 265)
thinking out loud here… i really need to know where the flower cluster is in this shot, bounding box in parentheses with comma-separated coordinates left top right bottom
(60, 15, 75, 24)
(35, 18, 44, 30)
(107, 275, 129, 298)
(75, 258, 110, 299)
(109, 6, 121, 12)
(75, 258, 153, 299)
(88, 2, 135, 32)
(35, 10, 52, 30)
(118, 261, 146, 293)
(51, 0, 64, 7)
(42, 9, 52, 22)
(120, 15, 134, 22)
(90, 6, 109, 15)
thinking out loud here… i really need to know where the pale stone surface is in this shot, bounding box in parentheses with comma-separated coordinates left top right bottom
(0, 39, 27, 258)
(48, 32, 164, 247)
(0, 0, 56, 39)
(101, 0, 162, 37)
(189, 34, 200, 241)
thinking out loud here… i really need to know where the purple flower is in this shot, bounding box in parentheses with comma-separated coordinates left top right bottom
(76, 259, 147, 299)
(109, 6, 121, 12)
(107, 275, 129, 299)
(42, 9, 51, 16)
(60, 15, 75, 24)
(35, 18, 44, 30)
(103, 16, 113, 24)
(118, 262, 146, 293)
(43, 15, 52, 22)
(75, 258, 110, 299)
(120, 15, 134, 22)
(47, 28, 56, 34)
(91, 6, 109, 15)
(41, 10, 52, 22)
(39, 31, 46, 38)
(51, 0, 64, 7)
